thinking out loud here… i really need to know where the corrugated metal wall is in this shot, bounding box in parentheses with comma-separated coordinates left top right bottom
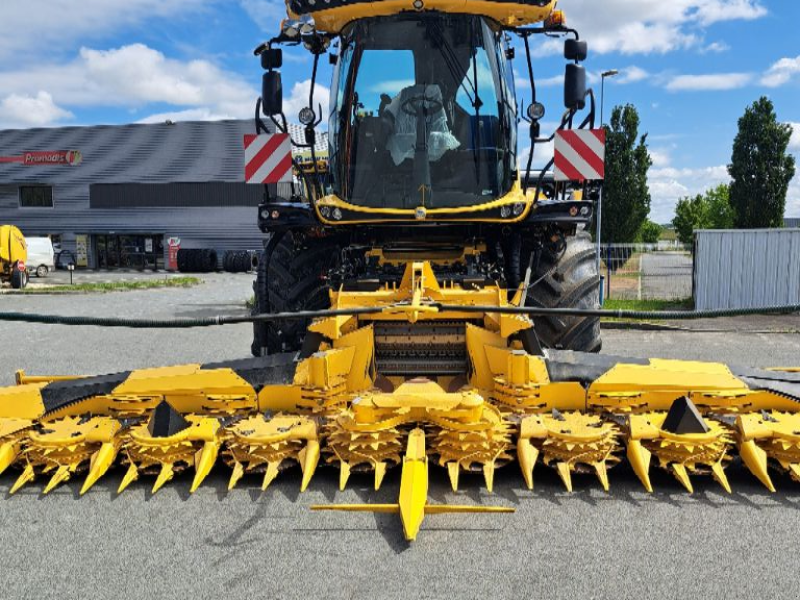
(0, 120, 326, 268)
(693, 229, 800, 310)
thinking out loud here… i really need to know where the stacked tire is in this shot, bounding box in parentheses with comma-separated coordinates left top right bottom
(176, 248, 218, 273)
(223, 250, 254, 273)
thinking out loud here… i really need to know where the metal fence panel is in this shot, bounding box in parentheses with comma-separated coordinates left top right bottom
(600, 243, 693, 301)
(694, 229, 800, 310)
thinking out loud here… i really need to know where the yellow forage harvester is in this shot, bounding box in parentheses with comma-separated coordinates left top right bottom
(1, 261, 800, 540)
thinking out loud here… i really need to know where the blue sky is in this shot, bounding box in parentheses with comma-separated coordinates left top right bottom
(0, 0, 797, 222)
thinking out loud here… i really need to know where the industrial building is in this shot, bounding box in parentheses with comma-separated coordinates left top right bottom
(0, 119, 322, 269)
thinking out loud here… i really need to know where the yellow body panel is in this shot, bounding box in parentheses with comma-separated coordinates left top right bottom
(289, 0, 557, 33)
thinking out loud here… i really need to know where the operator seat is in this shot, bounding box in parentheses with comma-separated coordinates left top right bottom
(384, 84, 460, 166)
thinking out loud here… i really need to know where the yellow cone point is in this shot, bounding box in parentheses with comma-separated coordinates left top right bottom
(483, 462, 495, 493)
(627, 440, 653, 493)
(43, 465, 71, 495)
(261, 461, 280, 491)
(711, 462, 731, 494)
(10, 464, 35, 495)
(339, 461, 351, 491)
(398, 429, 428, 542)
(299, 440, 320, 492)
(190, 442, 218, 493)
(447, 462, 460, 492)
(789, 464, 800, 483)
(81, 443, 118, 495)
(0, 442, 20, 476)
(228, 461, 244, 491)
(118, 463, 139, 494)
(593, 461, 610, 492)
(556, 462, 573, 492)
(374, 462, 387, 491)
(738, 440, 775, 492)
(517, 439, 538, 490)
(152, 463, 174, 494)
(671, 463, 694, 493)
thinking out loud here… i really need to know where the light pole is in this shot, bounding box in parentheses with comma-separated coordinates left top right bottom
(596, 69, 619, 299)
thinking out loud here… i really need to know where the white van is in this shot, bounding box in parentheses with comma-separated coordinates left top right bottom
(25, 237, 55, 277)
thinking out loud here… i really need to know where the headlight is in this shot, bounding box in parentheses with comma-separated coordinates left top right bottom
(513, 202, 526, 216)
(319, 205, 331, 218)
(332, 208, 343, 221)
(580, 206, 590, 216)
(500, 205, 512, 218)
(299, 107, 316, 126)
(260, 209, 270, 220)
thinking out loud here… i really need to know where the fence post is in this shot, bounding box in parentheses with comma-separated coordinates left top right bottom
(606, 245, 612, 299)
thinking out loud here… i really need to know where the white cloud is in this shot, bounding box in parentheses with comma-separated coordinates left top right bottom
(283, 79, 331, 125)
(136, 108, 235, 124)
(0, 91, 74, 129)
(648, 165, 731, 222)
(649, 148, 672, 168)
(531, 0, 765, 56)
(0, 44, 257, 128)
(788, 123, 800, 152)
(0, 0, 208, 61)
(239, 0, 288, 32)
(701, 41, 730, 53)
(761, 56, 800, 88)
(614, 66, 650, 85)
(666, 72, 752, 91)
(787, 175, 800, 217)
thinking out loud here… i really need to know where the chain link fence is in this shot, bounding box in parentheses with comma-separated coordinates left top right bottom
(600, 242, 693, 302)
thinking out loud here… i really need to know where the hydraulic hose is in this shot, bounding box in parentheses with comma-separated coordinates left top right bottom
(0, 303, 796, 328)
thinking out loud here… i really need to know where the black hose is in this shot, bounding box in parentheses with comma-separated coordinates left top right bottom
(433, 303, 800, 320)
(0, 303, 797, 329)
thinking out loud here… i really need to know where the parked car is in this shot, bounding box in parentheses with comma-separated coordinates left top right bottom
(26, 237, 56, 277)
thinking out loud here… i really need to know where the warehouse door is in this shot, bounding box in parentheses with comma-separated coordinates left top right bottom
(95, 235, 164, 270)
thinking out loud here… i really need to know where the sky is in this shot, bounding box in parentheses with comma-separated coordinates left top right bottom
(0, 0, 798, 222)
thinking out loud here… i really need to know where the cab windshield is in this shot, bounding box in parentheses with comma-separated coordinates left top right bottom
(329, 14, 516, 209)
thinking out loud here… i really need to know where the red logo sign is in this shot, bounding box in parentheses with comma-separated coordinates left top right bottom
(0, 150, 83, 166)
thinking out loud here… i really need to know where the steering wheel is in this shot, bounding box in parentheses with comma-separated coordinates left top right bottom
(401, 94, 443, 118)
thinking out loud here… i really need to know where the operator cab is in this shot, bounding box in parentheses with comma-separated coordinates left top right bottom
(329, 14, 517, 209)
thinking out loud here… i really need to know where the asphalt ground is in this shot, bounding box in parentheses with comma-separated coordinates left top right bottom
(1, 276, 800, 600)
(639, 252, 693, 300)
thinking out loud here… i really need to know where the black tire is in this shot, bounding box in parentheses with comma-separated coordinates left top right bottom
(525, 231, 602, 353)
(10, 266, 27, 289)
(223, 251, 232, 272)
(36, 265, 49, 278)
(251, 249, 270, 356)
(251, 232, 338, 356)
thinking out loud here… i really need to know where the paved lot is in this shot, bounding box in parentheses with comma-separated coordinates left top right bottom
(1, 277, 800, 600)
(640, 251, 693, 300)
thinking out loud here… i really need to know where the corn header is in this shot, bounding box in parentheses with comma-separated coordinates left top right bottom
(2, 261, 799, 540)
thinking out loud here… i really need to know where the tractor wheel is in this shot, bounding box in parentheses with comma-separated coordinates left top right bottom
(10, 266, 27, 289)
(525, 231, 602, 352)
(251, 249, 270, 357)
(251, 232, 337, 356)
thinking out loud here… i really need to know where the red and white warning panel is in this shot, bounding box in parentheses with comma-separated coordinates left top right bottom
(554, 129, 606, 182)
(244, 133, 293, 184)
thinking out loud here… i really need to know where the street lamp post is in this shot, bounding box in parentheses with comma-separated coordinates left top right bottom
(596, 69, 619, 298)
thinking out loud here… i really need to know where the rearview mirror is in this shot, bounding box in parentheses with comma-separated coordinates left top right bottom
(564, 64, 586, 110)
(564, 39, 588, 62)
(262, 71, 283, 116)
(260, 48, 283, 70)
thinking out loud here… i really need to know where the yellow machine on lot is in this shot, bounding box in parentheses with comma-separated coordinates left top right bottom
(0, 224, 28, 289)
(1, 0, 799, 542)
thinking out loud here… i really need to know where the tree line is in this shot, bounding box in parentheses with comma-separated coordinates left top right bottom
(600, 96, 796, 245)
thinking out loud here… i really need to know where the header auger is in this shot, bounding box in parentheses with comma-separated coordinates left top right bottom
(2, 260, 800, 540)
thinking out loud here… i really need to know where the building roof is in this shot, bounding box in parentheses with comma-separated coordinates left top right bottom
(0, 119, 327, 185)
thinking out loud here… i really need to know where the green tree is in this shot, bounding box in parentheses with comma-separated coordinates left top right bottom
(728, 97, 796, 228)
(673, 194, 710, 245)
(638, 220, 662, 244)
(705, 183, 735, 229)
(601, 104, 653, 242)
(671, 184, 736, 244)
